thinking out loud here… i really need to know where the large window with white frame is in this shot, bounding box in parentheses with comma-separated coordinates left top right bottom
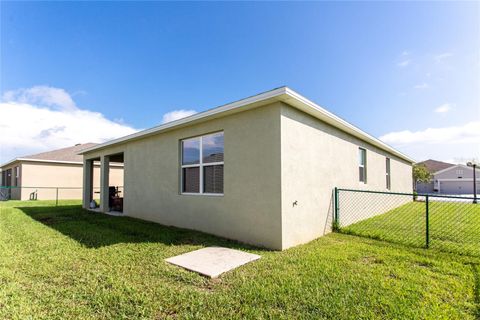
(386, 157, 391, 189)
(181, 131, 224, 195)
(358, 148, 367, 183)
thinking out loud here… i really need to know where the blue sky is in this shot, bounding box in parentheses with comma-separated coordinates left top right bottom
(1, 1, 479, 163)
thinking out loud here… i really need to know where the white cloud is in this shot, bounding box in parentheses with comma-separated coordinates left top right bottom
(397, 59, 411, 67)
(379, 122, 480, 162)
(162, 109, 197, 124)
(434, 103, 452, 113)
(2, 86, 77, 111)
(414, 83, 430, 89)
(434, 52, 453, 63)
(0, 86, 139, 163)
(380, 122, 479, 145)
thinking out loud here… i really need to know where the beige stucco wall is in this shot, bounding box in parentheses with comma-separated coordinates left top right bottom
(81, 101, 413, 250)
(18, 162, 123, 201)
(83, 103, 283, 249)
(280, 104, 413, 249)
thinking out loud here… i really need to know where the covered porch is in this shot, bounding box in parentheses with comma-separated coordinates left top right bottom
(82, 152, 124, 214)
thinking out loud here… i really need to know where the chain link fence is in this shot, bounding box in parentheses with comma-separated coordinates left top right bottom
(334, 188, 479, 256)
(0, 186, 124, 205)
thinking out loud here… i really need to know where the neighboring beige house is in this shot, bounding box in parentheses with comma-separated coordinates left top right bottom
(0, 143, 123, 201)
(416, 160, 480, 194)
(80, 87, 414, 250)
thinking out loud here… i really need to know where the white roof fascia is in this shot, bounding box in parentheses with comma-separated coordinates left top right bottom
(79, 87, 286, 155)
(0, 158, 20, 168)
(280, 88, 415, 163)
(79, 87, 415, 163)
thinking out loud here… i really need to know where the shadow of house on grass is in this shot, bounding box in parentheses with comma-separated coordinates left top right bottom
(17, 205, 263, 250)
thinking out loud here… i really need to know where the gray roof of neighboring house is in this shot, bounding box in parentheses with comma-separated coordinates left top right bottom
(22, 143, 98, 162)
(1, 143, 97, 168)
(416, 159, 454, 173)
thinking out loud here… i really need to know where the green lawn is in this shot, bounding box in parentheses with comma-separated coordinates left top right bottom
(341, 200, 480, 256)
(1, 200, 479, 319)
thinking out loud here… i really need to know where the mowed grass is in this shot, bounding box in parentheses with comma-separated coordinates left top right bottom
(342, 200, 480, 256)
(0, 200, 479, 319)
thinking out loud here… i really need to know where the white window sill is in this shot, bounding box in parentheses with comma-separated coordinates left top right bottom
(180, 193, 224, 197)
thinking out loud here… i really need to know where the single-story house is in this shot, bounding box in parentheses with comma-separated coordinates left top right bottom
(80, 87, 414, 250)
(0, 143, 123, 201)
(416, 159, 479, 194)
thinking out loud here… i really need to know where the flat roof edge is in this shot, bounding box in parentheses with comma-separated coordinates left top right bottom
(0, 158, 20, 168)
(79, 86, 414, 163)
(283, 89, 415, 163)
(79, 86, 288, 155)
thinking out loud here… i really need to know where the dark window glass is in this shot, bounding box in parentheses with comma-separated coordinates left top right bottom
(182, 138, 200, 165)
(203, 165, 224, 194)
(202, 132, 224, 163)
(359, 148, 366, 166)
(182, 167, 200, 193)
(386, 158, 391, 189)
(359, 148, 366, 182)
(359, 167, 365, 183)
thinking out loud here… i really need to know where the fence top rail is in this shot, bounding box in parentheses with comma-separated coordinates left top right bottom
(0, 186, 124, 189)
(0, 186, 83, 189)
(336, 188, 476, 200)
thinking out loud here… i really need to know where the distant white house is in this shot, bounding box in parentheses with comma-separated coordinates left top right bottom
(417, 160, 479, 195)
(0, 144, 124, 200)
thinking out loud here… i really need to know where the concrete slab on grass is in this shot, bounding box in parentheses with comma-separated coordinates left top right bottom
(165, 247, 261, 278)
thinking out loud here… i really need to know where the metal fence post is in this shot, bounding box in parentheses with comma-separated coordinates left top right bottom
(56, 188, 58, 206)
(425, 195, 430, 249)
(334, 187, 339, 231)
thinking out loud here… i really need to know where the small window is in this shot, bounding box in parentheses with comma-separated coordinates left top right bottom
(359, 148, 367, 183)
(386, 158, 391, 190)
(181, 132, 224, 195)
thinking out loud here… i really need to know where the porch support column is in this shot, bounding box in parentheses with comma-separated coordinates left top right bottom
(82, 159, 94, 209)
(99, 155, 110, 212)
